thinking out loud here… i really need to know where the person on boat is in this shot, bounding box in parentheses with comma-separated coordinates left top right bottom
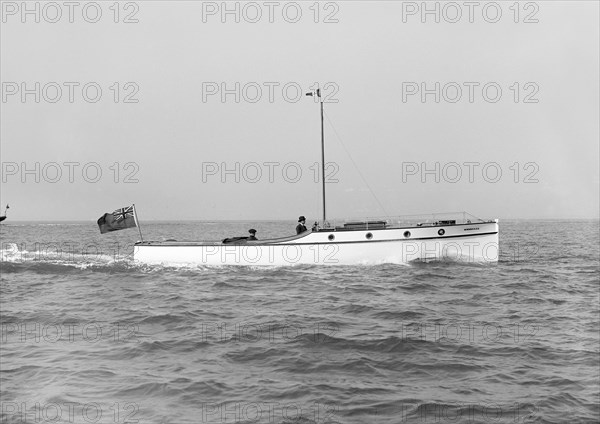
(296, 216, 307, 234)
(311, 221, 319, 232)
(248, 229, 258, 241)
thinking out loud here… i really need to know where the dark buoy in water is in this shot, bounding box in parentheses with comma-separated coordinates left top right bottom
(0, 204, 9, 222)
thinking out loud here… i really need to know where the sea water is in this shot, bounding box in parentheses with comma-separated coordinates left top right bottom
(1, 220, 598, 423)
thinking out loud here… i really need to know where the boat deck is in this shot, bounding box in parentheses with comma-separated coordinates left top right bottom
(135, 231, 309, 246)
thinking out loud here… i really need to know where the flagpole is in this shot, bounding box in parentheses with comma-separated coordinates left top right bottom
(132, 204, 144, 242)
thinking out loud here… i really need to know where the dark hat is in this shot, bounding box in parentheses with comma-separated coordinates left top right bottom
(298, 216, 306, 222)
(249, 229, 256, 234)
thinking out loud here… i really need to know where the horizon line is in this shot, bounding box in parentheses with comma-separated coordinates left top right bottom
(2, 217, 599, 223)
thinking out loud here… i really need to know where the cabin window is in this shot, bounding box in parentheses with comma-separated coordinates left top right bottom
(328, 234, 335, 241)
(366, 232, 373, 240)
(404, 231, 411, 238)
(438, 229, 445, 236)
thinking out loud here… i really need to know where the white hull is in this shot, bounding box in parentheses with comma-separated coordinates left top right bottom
(134, 221, 499, 266)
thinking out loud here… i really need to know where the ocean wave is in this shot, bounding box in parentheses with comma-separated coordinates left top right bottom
(2, 220, 598, 423)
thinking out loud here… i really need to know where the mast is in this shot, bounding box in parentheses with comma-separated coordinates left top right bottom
(319, 89, 326, 225)
(306, 88, 326, 225)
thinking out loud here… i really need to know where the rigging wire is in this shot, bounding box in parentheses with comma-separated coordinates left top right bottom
(323, 111, 390, 217)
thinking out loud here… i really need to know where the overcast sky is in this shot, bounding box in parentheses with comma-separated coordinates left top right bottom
(1, 1, 598, 221)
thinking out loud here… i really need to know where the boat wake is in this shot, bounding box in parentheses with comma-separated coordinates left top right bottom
(0, 242, 133, 273)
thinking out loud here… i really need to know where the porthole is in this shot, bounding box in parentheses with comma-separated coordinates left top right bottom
(438, 229, 445, 236)
(328, 234, 335, 241)
(366, 232, 373, 240)
(403, 231, 411, 238)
